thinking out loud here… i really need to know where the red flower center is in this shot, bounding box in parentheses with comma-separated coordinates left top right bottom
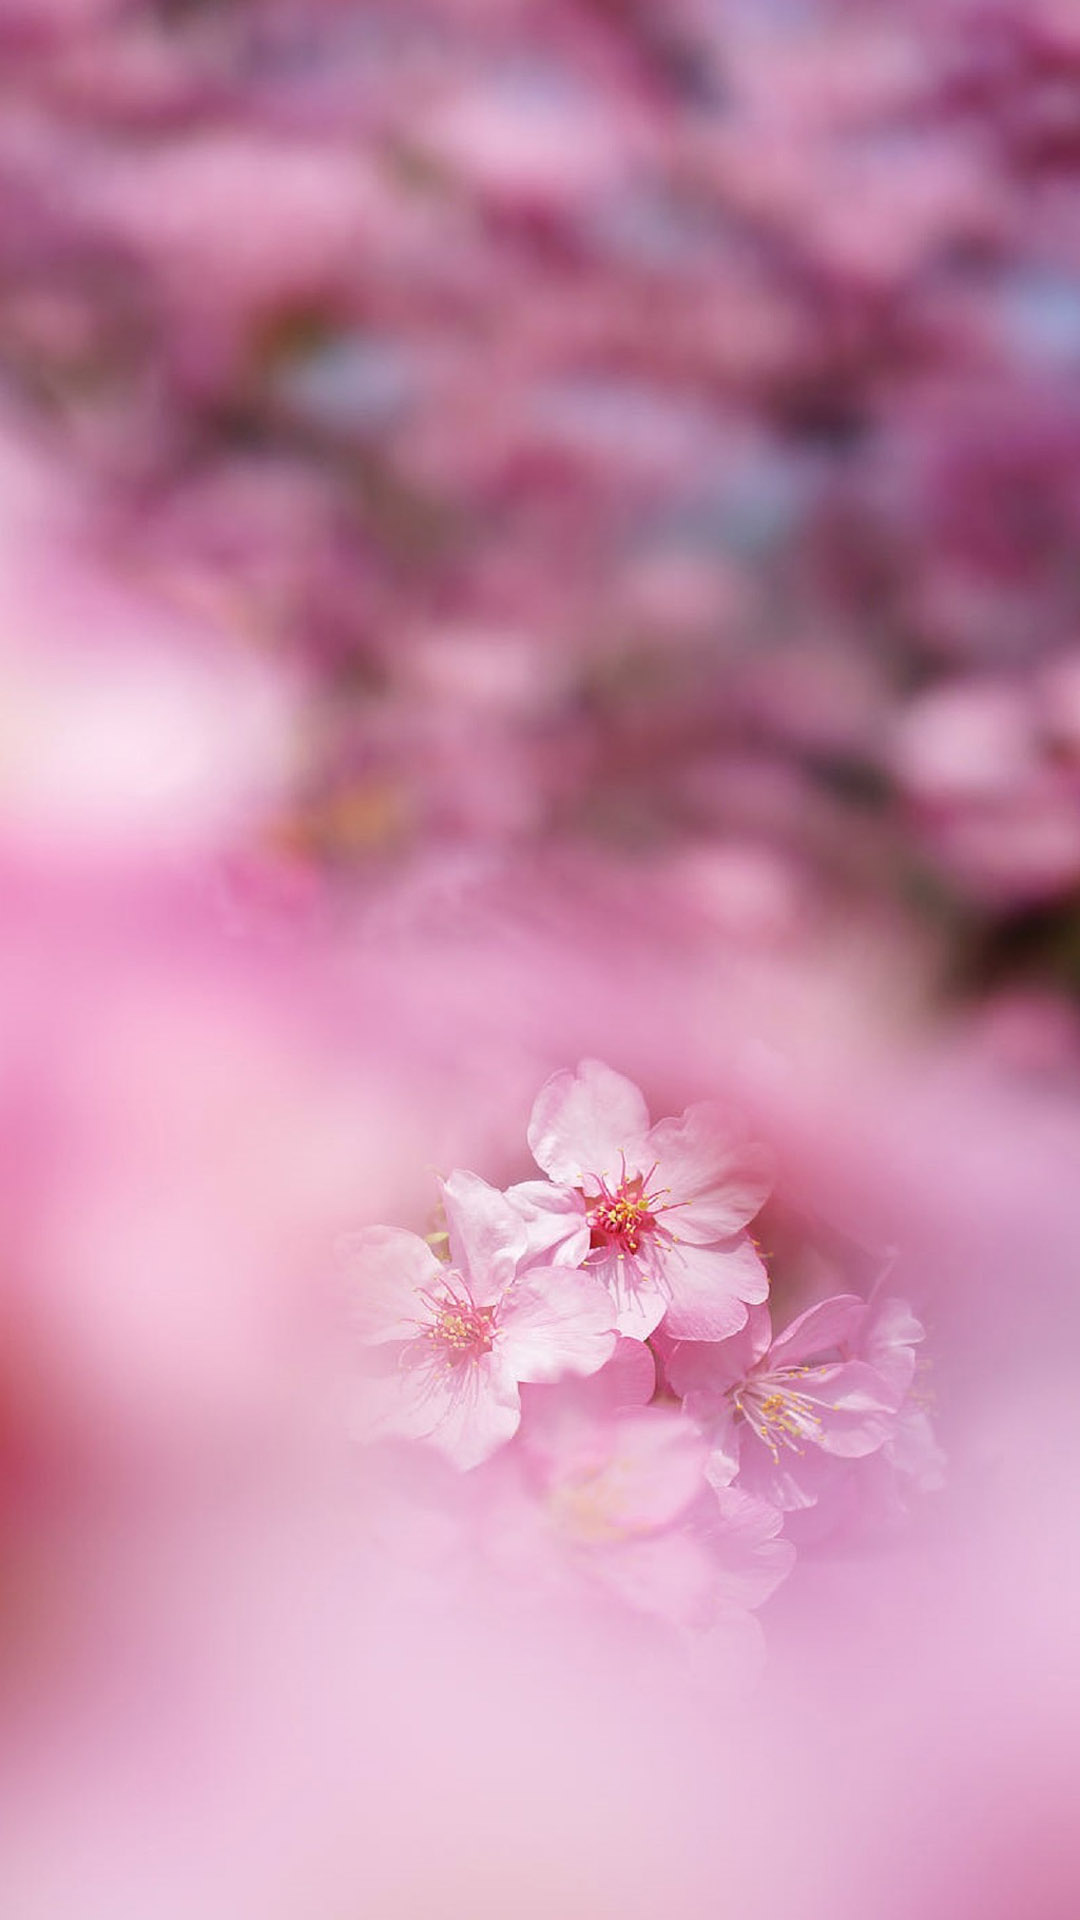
(587, 1172, 659, 1256)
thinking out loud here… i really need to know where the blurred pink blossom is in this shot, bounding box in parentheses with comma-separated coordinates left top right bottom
(476, 1351, 794, 1634)
(346, 1169, 616, 1466)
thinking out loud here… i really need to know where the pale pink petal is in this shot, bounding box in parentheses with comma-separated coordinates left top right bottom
(586, 1245, 668, 1339)
(743, 1300, 774, 1363)
(589, 1531, 719, 1628)
(351, 1341, 477, 1450)
(863, 1294, 925, 1397)
(736, 1439, 839, 1514)
(767, 1293, 868, 1368)
(775, 1459, 856, 1539)
(342, 1226, 443, 1342)
(440, 1169, 527, 1299)
(498, 1267, 616, 1382)
(885, 1406, 947, 1490)
(414, 1351, 522, 1470)
(356, 1343, 522, 1469)
(527, 1059, 651, 1186)
(808, 1360, 905, 1457)
(542, 1408, 708, 1538)
(595, 1336, 657, 1409)
(360, 1348, 459, 1444)
(614, 1290, 667, 1340)
(685, 1393, 742, 1488)
(521, 1338, 657, 1429)
(647, 1101, 773, 1241)
(665, 1311, 768, 1397)
(661, 1235, 767, 1341)
(702, 1486, 797, 1611)
(505, 1178, 589, 1269)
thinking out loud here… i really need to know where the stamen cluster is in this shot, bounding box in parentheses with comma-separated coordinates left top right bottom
(587, 1169, 664, 1256)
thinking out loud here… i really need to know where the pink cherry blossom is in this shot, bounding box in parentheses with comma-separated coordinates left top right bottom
(345, 1169, 617, 1469)
(669, 1294, 905, 1511)
(526, 1059, 772, 1341)
(480, 1352, 794, 1630)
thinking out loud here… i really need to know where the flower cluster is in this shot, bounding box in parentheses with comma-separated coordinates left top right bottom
(345, 1062, 943, 1639)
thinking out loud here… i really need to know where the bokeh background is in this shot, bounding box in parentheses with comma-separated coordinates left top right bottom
(1, 3, 1079, 1915)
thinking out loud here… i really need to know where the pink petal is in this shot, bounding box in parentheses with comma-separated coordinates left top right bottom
(864, 1294, 925, 1397)
(807, 1360, 904, 1457)
(597, 1336, 657, 1409)
(516, 1339, 656, 1456)
(552, 1408, 709, 1535)
(703, 1486, 797, 1611)
(885, 1406, 946, 1490)
(685, 1394, 742, 1488)
(767, 1293, 868, 1369)
(744, 1301, 774, 1362)
(647, 1102, 773, 1241)
(587, 1245, 668, 1339)
(404, 1351, 522, 1470)
(613, 1287, 668, 1340)
(499, 1268, 617, 1382)
(527, 1059, 651, 1186)
(607, 1409, 710, 1529)
(666, 1315, 766, 1397)
(341, 1226, 443, 1343)
(505, 1178, 590, 1269)
(738, 1439, 838, 1513)
(661, 1235, 767, 1341)
(357, 1348, 458, 1444)
(441, 1169, 527, 1299)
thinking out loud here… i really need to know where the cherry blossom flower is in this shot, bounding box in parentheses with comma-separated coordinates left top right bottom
(668, 1294, 906, 1511)
(478, 1349, 794, 1630)
(345, 1169, 617, 1469)
(526, 1059, 772, 1341)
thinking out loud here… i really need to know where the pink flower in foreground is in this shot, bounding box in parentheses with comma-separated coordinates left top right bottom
(345, 1170, 617, 1469)
(668, 1294, 906, 1511)
(526, 1059, 772, 1341)
(482, 1349, 794, 1630)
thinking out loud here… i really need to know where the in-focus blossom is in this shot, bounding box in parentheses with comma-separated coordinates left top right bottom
(345, 1169, 617, 1468)
(669, 1294, 907, 1510)
(527, 1059, 772, 1341)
